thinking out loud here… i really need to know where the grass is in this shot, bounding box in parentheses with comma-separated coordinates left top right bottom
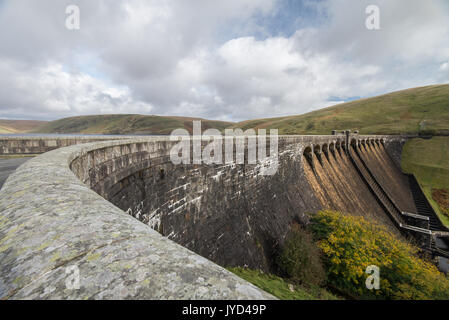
(229, 84, 449, 135)
(423, 186, 449, 227)
(402, 136, 449, 226)
(0, 126, 16, 134)
(227, 267, 339, 300)
(31, 114, 233, 135)
(433, 189, 449, 218)
(0, 120, 47, 134)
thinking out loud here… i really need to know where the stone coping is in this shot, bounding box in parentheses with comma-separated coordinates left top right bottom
(0, 138, 275, 299)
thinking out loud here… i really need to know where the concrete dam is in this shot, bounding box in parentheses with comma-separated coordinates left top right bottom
(0, 133, 448, 299)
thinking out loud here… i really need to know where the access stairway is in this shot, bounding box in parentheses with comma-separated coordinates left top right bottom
(347, 144, 449, 260)
(408, 175, 445, 231)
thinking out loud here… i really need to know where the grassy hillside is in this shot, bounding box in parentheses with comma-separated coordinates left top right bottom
(230, 84, 449, 135)
(402, 137, 449, 190)
(32, 114, 233, 135)
(0, 119, 47, 134)
(402, 137, 449, 226)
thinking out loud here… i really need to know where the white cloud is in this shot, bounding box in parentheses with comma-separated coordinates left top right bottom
(0, 60, 153, 120)
(0, 0, 448, 121)
(195, 36, 383, 119)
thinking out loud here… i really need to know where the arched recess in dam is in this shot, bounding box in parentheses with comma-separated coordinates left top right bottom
(355, 139, 417, 213)
(302, 137, 401, 232)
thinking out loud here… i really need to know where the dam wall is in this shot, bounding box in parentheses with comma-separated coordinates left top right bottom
(0, 138, 275, 299)
(0, 133, 424, 299)
(68, 134, 413, 272)
(0, 136, 135, 155)
(70, 136, 323, 271)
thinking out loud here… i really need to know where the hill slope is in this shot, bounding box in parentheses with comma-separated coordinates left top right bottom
(402, 137, 449, 226)
(32, 114, 233, 135)
(0, 120, 47, 134)
(230, 84, 449, 135)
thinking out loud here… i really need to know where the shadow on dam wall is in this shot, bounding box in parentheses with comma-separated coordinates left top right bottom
(68, 135, 417, 273)
(302, 143, 399, 233)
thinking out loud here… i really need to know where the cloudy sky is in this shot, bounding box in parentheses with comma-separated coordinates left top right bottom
(1, 0, 449, 122)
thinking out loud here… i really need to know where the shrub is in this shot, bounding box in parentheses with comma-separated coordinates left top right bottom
(277, 223, 326, 286)
(432, 189, 449, 218)
(310, 210, 449, 299)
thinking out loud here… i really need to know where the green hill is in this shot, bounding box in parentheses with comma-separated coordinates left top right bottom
(230, 84, 449, 135)
(402, 136, 449, 226)
(0, 120, 47, 134)
(32, 114, 233, 135)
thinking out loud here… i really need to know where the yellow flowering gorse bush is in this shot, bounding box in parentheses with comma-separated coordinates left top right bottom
(311, 210, 449, 299)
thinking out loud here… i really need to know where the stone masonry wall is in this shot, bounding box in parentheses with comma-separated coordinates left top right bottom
(70, 135, 412, 272)
(0, 136, 133, 155)
(0, 134, 412, 299)
(0, 138, 275, 299)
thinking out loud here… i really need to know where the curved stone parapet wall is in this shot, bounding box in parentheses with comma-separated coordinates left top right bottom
(0, 134, 414, 299)
(0, 138, 274, 299)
